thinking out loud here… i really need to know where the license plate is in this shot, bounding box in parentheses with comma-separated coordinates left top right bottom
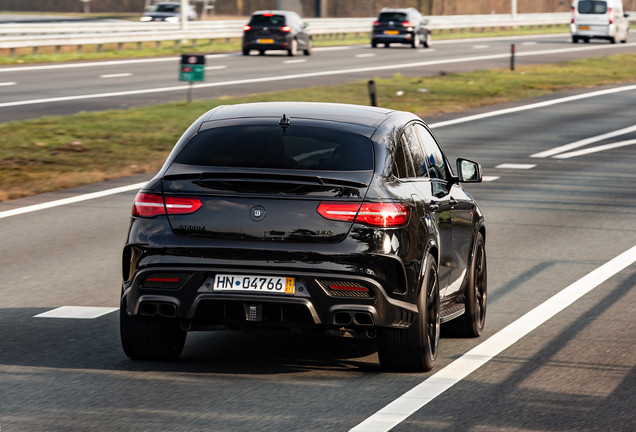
(213, 274, 294, 294)
(579, 26, 590, 30)
(384, 30, 399, 35)
(257, 38, 274, 44)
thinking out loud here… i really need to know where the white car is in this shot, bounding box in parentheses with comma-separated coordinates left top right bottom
(140, 2, 197, 22)
(571, 0, 630, 43)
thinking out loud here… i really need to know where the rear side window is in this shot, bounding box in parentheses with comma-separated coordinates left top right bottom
(578, 1, 608, 14)
(249, 14, 286, 25)
(378, 12, 408, 22)
(414, 124, 448, 181)
(174, 125, 374, 171)
(149, 4, 179, 12)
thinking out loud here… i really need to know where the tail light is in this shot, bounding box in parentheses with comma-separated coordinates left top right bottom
(142, 272, 192, 289)
(571, 6, 575, 23)
(317, 202, 410, 227)
(263, 13, 274, 17)
(281, 25, 291, 32)
(402, 21, 413, 27)
(316, 279, 372, 298)
(132, 192, 202, 218)
(609, 8, 614, 24)
(373, 20, 380, 26)
(243, 25, 251, 31)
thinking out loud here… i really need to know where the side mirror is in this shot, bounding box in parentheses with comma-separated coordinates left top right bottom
(423, 19, 430, 25)
(624, 13, 629, 17)
(456, 158, 482, 183)
(303, 22, 309, 28)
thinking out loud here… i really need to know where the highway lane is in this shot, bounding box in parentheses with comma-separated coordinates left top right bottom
(1, 32, 636, 121)
(1, 86, 636, 431)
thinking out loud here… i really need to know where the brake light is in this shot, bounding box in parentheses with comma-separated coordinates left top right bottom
(317, 202, 410, 227)
(164, 196, 202, 215)
(571, 6, 575, 23)
(132, 193, 202, 218)
(402, 21, 413, 27)
(373, 21, 381, 26)
(243, 25, 251, 31)
(263, 13, 273, 16)
(281, 25, 291, 32)
(609, 8, 614, 24)
(132, 193, 166, 217)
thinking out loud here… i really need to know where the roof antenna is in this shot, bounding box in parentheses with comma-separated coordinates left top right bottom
(279, 114, 291, 133)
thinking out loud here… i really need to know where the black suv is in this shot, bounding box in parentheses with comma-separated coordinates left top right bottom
(242, 10, 312, 56)
(120, 102, 487, 372)
(372, 7, 431, 48)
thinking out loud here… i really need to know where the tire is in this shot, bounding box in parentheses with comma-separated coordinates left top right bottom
(288, 39, 298, 56)
(371, 40, 378, 48)
(610, 36, 617, 44)
(584, 37, 590, 43)
(258, 50, 265, 55)
(377, 254, 440, 372)
(572, 36, 579, 43)
(411, 33, 420, 48)
(120, 302, 187, 361)
(303, 39, 312, 55)
(423, 33, 432, 48)
(242, 48, 250, 55)
(384, 43, 390, 48)
(442, 232, 487, 338)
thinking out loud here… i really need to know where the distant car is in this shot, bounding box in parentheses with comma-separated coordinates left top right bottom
(140, 2, 197, 22)
(242, 10, 312, 56)
(119, 101, 488, 372)
(571, 0, 629, 43)
(372, 7, 431, 48)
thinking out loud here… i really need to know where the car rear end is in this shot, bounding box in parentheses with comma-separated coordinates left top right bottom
(243, 12, 292, 53)
(122, 109, 417, 339)
(571, 0, 617, 41)
(372, 11, 415, 46)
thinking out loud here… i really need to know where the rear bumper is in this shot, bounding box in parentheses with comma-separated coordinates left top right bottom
(243, 35, 291, 51)
(372, 32, 413, 44)
(122, 265, 417, 330)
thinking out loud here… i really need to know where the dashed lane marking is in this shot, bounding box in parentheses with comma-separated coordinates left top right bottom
(522, 41, 538, 46)
(553, 138, 636, 159)
(482, 176, 500, 182)
(34, 306, 118, 319)
(495, 163, 536, 169)
(350, 244, 636, 431)
(0, 81, 17, 86)
(99, 73, 132, 78)
(473, 44, 489, 49)
(530, 124, 636, 158)
(205, 65, 227, 70)
(283, 59, 308, 64)
(355, 53, 376, 58)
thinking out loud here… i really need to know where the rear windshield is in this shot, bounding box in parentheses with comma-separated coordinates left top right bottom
(174, 125, 374, 171)
(378, 12, 408, 22)
(148, 4, 179, 13)
(578, 1, 608, 14)
(249, 14, 286, 26)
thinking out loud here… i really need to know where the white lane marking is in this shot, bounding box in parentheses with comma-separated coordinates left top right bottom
(351, 244, 636, 432)
(0, 182, 146, 219)
(0, 53, 232, 73)
(473, 44, 489, 49)
(418, 48, 436, 53)
(205, 65, 227, 70)
(34, 306, 118, 319)
(0, 81, 17, 86)
(283, 59, 307, 64)
(530, 124, 636, 158)
(553, 138, 636, 159)
(482, 176, 500, 182)
(496, 163, 536, 169)
(429, 84, 636, 129)
(432, 33, 570, 44)
(4, 43, 636, 109)
(522, 41, 538, 46)
(355, 53, 376, 58)
(313, 45, 363, 51)
(99, 73, 132, 79)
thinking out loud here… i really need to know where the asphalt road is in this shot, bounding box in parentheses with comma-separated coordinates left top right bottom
(1, 84, 635, 431)
(1, 31, 636, 122)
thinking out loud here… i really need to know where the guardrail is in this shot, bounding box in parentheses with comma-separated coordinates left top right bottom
(0, 13, 633, 55)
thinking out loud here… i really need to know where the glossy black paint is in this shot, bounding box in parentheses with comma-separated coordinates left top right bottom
(371, 7, 431, 48)
(121, 102, 485, 338)
(242, 10, 311, 56)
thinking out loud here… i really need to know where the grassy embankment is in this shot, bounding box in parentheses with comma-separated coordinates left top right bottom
(0, 24, 570, 66)
(1, 52, 635, 202)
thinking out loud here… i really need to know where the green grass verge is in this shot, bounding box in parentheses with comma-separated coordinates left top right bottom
(1, 52, 634, 201)
(0, 25, 570, 66)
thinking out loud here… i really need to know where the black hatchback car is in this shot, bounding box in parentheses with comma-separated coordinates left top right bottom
(372, 7, 431, 48)
(120, 102, 487, 372)
(242, 10, 312, 56)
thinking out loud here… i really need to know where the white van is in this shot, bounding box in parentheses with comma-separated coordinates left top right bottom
(571, 0, 630, 43)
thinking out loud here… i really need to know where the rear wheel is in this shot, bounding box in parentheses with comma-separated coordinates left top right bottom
(411, 33, 420, 48)
(572, 36, 579, 43)
(288, 39, 298, 56)
(120, 302, 186, 361)
(443, 232, 487, 337)
(584, 37, 590, 43)
(610, 36, 617, 44)
(377, 254, 440, 372)
(371, 39, 378, 48)
(258, 50, 265, 55)
(242, 48, 250, 55)
(384, 43, 391, 48)
(423, 33, 432, 48)
(303, 39, 313, 55)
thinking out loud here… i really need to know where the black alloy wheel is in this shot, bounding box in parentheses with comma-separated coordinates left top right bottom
(304, 39, 313, 55)
(377, 254, 440, 372)
(242, 48, 250, 55)
(288, 39, 298, 56)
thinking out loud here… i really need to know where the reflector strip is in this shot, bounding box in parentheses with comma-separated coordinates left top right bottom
(146, 278, 180, 283)
(329, 285, 369, 292)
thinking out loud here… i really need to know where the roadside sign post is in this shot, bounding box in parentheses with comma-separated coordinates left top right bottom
(179, 54, 205, 103)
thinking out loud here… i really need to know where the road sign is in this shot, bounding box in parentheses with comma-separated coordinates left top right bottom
(179, 54, 205, 82)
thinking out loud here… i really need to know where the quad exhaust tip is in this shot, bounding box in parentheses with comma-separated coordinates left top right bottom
(139, 302, 177, 318)
(333, 311, 374, 326)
